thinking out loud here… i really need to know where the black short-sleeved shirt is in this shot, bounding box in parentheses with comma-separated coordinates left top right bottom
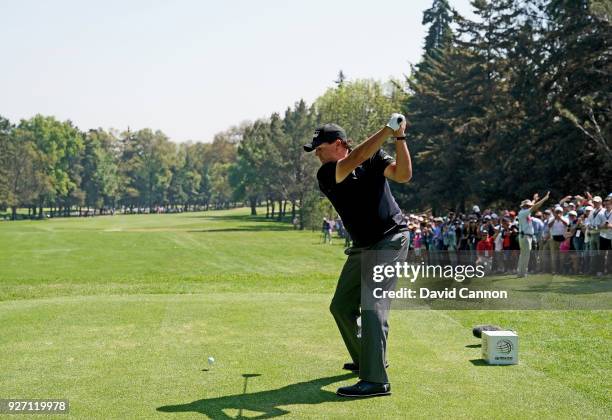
(317, 149, 405, 247)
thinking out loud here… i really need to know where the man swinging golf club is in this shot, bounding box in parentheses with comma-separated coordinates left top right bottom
(303, 113, 411, 397)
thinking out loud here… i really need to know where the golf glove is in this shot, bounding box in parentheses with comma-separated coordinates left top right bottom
(386, 113, 405, 131)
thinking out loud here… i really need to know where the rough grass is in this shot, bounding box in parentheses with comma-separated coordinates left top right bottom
(0, 208, 609, 419)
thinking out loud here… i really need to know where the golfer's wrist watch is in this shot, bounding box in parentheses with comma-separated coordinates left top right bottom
(394, 136, 407, 141)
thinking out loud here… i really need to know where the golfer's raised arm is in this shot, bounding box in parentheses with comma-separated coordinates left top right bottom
(384, 123, 412, 183)
(335, 114, 404, 183)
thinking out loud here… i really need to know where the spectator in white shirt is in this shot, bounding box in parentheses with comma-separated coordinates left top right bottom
(583, 206, 593, 248)
(587, 197, 605, 250)
(598, 194, 612, 275)
(539, 208, 553, 272)
(586, 196, 606, 274)
(548, 206, 569, 274)
(599, 195, 612, 246)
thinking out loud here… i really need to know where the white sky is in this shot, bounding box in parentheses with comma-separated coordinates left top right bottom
(0, 0, 474, 142)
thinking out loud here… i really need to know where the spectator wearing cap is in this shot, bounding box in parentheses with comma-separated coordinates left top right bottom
(500, 217, 516, 273)
(532, 211, 545, 244)
(557, 194, 573, 211)
(413, 227, 423, 260)
(421, 224, 432, 264)
(583, 205, 594, 250)
(482, 215, 496, 237)
(548, 206, 569, 274)
(509, 222, 520, 270)
(598, 194, 612, 275)
(586, 196, 605, 250)
(466, 218, 479, 262)
(571, 209, 587, 253)
(472, 205, 481, 219)
(443, 221, 458, 265)
(508, 210, 517, 226)
(406, 223, 415, 250)
(457, 218, 469, 252)
(559, 217, 572, 273)
(586, 196, 606, 274)
(531, 211, 546, 272)
(431, 218, 444, 266)
(566, 210, 581, 274)
(492, 220, 504, 273)
(540, 208, 553, 272)
(476, 229, 494, 272)
(516, 192, 550, 278)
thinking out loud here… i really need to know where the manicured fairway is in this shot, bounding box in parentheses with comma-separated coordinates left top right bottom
(0, 209, 609, 419)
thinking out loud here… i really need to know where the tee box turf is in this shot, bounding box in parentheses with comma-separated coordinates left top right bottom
(482, 330, 518, 365)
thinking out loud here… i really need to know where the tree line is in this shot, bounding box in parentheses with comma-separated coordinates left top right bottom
(0, 79, 404, 227)
(404, 0, 610, 212)
(1, 0, 610, 224)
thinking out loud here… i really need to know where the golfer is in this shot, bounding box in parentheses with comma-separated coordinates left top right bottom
(303, 113, 411, 397)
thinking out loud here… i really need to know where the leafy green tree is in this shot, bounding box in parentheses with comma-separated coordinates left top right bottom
(16, 115, 83, 217)
(406, 0, 546, 211)
(540, 0, 612, 192)
(0, 116, 13, 208)
(119, 129, 174, 210)
(422, 0, 454, 57)
(168, 143, 201, 211)
(209, 162, 233, 208)
(229, 121, 264, 215)
(187, 142, 213, 210)
(283, 101, 319, 227)
(316, 79, 405, 144)
(268, 113, 292, 219)
(451, 0, 522, 205)
(204, 130, 238, 209)
(238, 119, 277, 217)
(82, 129, 121, 213)
(1, 123, 48, 219)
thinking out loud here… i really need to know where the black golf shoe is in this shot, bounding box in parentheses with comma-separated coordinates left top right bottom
(336, 380, 391, 397)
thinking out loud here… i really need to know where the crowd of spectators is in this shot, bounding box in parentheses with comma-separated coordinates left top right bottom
(322, 192, 612, 277)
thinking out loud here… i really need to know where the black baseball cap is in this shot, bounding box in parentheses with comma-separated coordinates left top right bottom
(303, 123, 347, 152)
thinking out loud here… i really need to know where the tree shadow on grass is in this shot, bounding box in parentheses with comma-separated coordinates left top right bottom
(187, 214, 294, 223)
(157, 373, 355, 418)
(187, 224, 294, 233)
(186, 214, 260, 221)
(185, 213, 303, 233)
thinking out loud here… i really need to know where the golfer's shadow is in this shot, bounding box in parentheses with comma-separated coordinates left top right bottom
(157, 373, 355, 418)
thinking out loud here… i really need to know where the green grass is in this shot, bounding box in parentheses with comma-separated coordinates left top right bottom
(0, 208, 610, 419)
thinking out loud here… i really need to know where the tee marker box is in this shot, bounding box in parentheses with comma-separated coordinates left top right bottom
(482, 330, 518, 365)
